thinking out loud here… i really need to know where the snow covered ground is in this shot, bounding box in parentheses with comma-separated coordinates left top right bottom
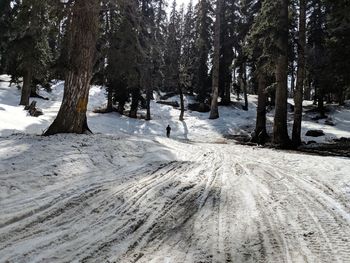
(1, 75, 350, 142)
(1, 76, 350, 262)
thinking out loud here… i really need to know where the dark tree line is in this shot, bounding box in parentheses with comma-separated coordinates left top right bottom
(0, 0, 349, 147)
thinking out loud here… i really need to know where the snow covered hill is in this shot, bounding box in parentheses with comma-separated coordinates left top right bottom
(1, 75, 350, 142)
(1, 76, 350, 262)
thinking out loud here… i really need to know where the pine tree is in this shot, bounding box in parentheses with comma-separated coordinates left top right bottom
(254, 72, 268, 144)
(164, 0, 181, 92)
(126, 4, 142, 119)
(247, 0, 290, 146)
(218, 0, 238, 105)
(44, 0, 100, 135)
(288, 0, 298, 98)
(164, 0, 182, 92)
(153, 0, 168, 91)
(235, 0, 260, 111)
(180, 0, 197, 95)
(5, 0, 52, 105)
(44, 1, 70, 81)
(273, 0, 290, 146)
(98, 0, 115, 112)
(139, 0, 155, 120)
(178, 3, 186, 121)
(209, 0, 222, 119)
(246, 0, 271, 143)
(193, 0, 213, 106)
(164, 0, 185, 119)
(325, 0, 350, 104)
(0, 0, 13, 73)
(307, 0, 327, 117)
(106, 0, 141, 116)
(292, 0, 306, 146)
(51, 1, 75, 80)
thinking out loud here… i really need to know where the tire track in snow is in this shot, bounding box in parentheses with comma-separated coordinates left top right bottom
(242, 161, 350, 262)
(110, 147, 225, 263)
(1, 139, 350, 262)
(0, 161, 174, 262)
(109, 142, 350, 263)
(121, 147, 224, 262)
(80, 161, 205, 262)
(271, 165, 350, 262)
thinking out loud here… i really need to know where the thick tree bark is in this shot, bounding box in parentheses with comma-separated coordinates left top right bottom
(209, 0, 221, 119)
(304, 77, 312, 100)
(105, 4, 113, 114)
(19, 67, 32, 106)
(273, 0, 290, 147)
(146, 88, 151, 121)
(179, 86, 185, 121)
(224, 82, 231, 104)
(317, 88, 325, 118)
(221, 71, 231, 105)
(117, 100, 125, 114)
(129, 88, 140, 119)
(30, 84, 37, 97)
(239, 64, 248, 110)
(242, 63, 248, 111)
(292, 0, 306, 147)
(106, 87, 113, 112)
(105, 3, 113, 114)
(253, 73, 268, 144)
(290, 66, 295, 97)
(338, 89, 345, 106)
(232, 65, 236, 84)
(44, 0, 99, 135)
(144, 67, 153, 121)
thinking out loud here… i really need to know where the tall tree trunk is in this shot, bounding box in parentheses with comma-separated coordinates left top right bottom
(223, 74, 231, 104)
(305, 78, 312, 101)
(253, 73, 268, 144)
(338, 89, 345, 106)
(292, 0, 306, 147)
(146, 88, 151, 121)
(313, 81, 318, 105)
(105, 2, 113, 113)
(317, 87, 325, 118)
(239, 65, 248, 110)
(290, 66, 295, 97)
(117, 100, 125, 114)
(143, 65, 152, 121)
(129, 88, 140, 119)
(232, 66, 238, 100)
(273, 0, 290, 146)
(106, 87, 113, 112)
(233, 65, 236, 84)
(30, 83, 38, 97)
(179, 86, 185, 121)
(19, 67, 32, 106)
(242, 63, 248, 110)
(209, 0, 221, 119)
(44, 0, 99, 135)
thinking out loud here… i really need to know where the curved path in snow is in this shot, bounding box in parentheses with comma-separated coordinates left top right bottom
(0, 135, 350, 263)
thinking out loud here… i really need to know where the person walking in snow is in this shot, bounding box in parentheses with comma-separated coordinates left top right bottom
(166, 125, 171, 138)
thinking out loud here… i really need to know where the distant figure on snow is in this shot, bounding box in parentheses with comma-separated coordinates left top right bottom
(166, 125, 171, 138)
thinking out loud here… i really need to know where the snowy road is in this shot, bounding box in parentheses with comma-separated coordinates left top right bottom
(1, 135, 350, 263)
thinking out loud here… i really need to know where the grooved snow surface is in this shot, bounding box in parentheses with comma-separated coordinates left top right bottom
(1, 77, 350, 262)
